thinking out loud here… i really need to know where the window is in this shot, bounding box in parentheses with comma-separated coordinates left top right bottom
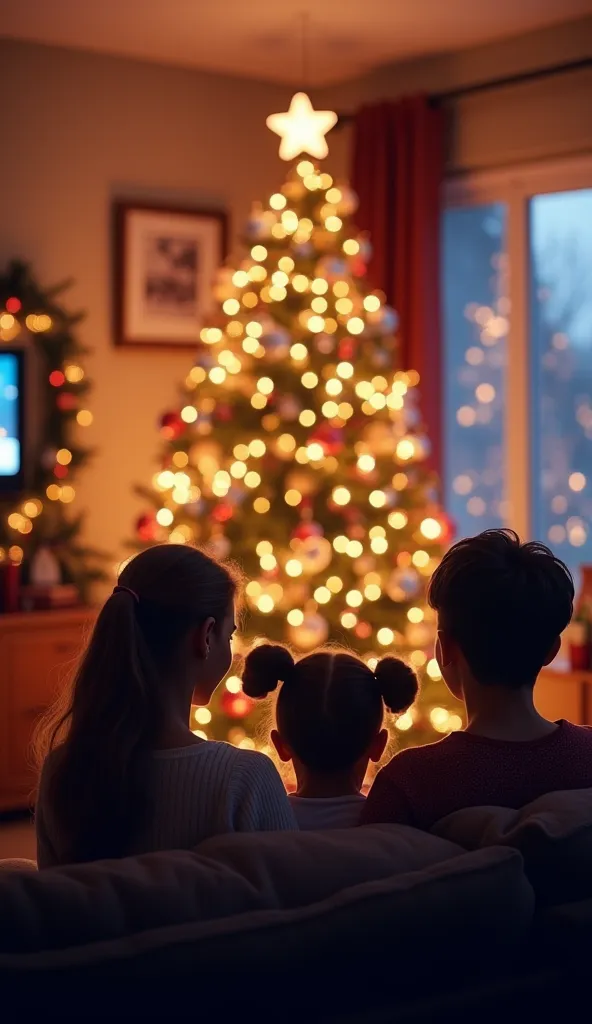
(442, 203, 507, 533)
(530, 189, 592, 575)
(442, 162, 592, 584)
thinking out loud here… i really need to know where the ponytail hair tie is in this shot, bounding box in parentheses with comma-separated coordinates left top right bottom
(113, 585, 140, 604)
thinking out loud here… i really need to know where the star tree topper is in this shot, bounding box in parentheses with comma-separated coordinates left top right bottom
(266, 92, 337, 161)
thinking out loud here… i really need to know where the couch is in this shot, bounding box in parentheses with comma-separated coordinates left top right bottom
(1, 790, 591, 1022)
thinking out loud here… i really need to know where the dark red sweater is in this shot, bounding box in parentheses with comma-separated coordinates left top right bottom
(361, 720, 592, 830)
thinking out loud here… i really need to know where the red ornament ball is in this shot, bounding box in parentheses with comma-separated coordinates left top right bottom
(57, 393, 78, 411)
(159, 411, 184, 441)
(54, 464, 68, 480)
(216, 403, 232, 422)
(291, 520, 323, 541)
(212, 503, 233, 523)
(49, 370, 65, 387)
(309, 423, 343, 455)
(6, 297, 21, 314)
(338, 339, 356, 360)
(438, 512, 456, 544)
(220, 689, 255, 719)
(136, 513, 157, 542)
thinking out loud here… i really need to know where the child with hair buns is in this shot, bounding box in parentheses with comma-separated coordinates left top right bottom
(242, 645, 418, 830)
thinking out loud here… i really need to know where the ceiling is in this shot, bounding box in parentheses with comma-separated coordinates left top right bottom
(1, 0, 590, 86)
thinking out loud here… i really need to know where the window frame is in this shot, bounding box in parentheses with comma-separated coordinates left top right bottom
(443, 155, 592, 541)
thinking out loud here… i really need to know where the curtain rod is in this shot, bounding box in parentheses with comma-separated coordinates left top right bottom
(333, 56, 592, 128)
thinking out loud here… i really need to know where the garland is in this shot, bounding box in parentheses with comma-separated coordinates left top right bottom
(0, 260, 106, 596)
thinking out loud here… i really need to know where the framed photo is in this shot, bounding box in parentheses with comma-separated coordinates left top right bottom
(113, 202, 227, 348)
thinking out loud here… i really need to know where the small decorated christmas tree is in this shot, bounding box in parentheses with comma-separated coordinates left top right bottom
(134, 96, 461, 762)
(0, 261, 104, 598)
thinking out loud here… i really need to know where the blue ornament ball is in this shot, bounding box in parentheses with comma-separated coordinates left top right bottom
(381, 306, 399, 333)
(263, 326, 290, 358)
(359, 238, 373, 262)
(294, 241, 313, 258)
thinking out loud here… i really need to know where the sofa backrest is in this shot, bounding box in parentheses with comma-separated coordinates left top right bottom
(0, 825, 461, 954)
(0, 847, 534, 1021)
(432, 788, 592, 905)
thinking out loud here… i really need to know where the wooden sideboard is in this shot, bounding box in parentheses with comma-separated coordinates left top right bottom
(536, 666, 592, 725)
(0, 608, 94, 812)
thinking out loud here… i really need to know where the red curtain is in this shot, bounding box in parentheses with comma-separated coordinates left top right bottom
(352, 96, 445, 474)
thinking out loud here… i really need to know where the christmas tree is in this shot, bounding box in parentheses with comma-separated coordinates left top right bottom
(134, 95, 461, 765)
(0, 261, 105, 597)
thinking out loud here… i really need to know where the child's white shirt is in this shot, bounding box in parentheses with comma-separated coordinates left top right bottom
(288, 793, 366, 830)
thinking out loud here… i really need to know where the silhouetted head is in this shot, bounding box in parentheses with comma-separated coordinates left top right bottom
(243, 644, 418, 775)
(428, 528, 574, 695)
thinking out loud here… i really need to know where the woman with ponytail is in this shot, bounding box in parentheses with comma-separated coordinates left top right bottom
(242, 645, 418, 830)
(34, 545, 295, 867)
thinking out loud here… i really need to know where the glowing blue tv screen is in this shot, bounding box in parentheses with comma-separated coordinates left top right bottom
(0, 352, 23, 480)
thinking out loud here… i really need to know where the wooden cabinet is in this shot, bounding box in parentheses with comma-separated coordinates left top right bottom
(536, 667, 592, 725)
(0, 609, 94, 812)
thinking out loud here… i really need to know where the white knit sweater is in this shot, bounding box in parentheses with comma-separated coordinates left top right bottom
(36, 741, 297, 867)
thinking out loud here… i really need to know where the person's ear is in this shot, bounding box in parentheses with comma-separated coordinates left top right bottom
(369, 728, 389, 763)
(542, 636, 561, 666)
(271, 728, 292, 763)
(192, 617, 216, 660)
(436, 629, 456, 670)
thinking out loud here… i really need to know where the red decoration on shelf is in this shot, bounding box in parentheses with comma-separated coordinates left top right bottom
(6, 297, 21, 314)
(220, 689, 254, 719)
(0, 561, 20, 613)
(159, 411, 184, 441)
(49, 370, 65, 387)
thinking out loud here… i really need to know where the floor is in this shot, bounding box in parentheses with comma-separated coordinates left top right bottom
(0, 817, 37, 861)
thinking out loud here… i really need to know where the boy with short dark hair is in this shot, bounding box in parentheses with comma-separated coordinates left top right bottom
(362, 529, 592, 830)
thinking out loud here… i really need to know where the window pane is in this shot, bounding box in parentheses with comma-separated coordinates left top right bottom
(442, 203, 508, 539)
(530, 188, 592, 582)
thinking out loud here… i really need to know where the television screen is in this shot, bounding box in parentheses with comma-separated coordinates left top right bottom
(0, 351, 24, 490)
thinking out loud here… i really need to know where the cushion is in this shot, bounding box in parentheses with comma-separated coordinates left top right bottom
(0, 849, 265, 954)
(197, 823, 463, 908)
(0, 847, 534, 1020)
(0, 825, 462, 955)
(432, 788, 592, 905)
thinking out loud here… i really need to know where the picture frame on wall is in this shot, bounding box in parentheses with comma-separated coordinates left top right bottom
(113, 202, 227, 349)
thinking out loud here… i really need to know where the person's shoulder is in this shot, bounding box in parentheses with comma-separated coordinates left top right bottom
(380, 734, 459, 778)
(233, 747, 281, 776)
(202, 741, 279, 776)
(559, 720, 592, 744)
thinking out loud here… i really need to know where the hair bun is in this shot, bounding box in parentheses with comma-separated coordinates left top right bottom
(241, 644, 295, 699)
(374, 657, 418, 713)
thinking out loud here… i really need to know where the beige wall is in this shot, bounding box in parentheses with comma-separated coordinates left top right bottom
(316, 16, 592, 179)
(0, 39, 292, 578)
